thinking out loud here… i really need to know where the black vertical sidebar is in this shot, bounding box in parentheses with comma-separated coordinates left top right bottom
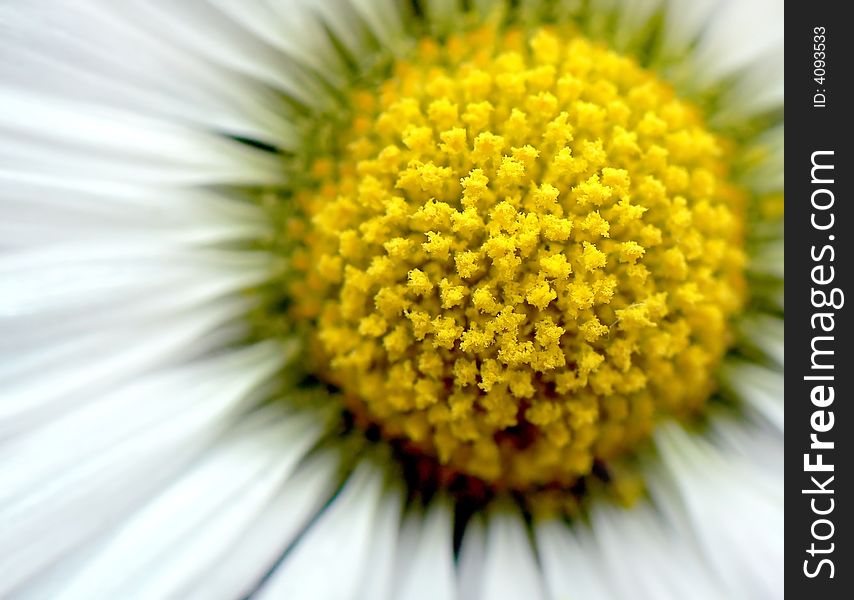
(786, 1, 853, 597)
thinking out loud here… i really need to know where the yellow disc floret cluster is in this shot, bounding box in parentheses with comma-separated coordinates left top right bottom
(290, 25, 747, 490)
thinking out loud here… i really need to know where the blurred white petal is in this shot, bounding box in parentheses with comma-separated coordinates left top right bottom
(0, 90, 284, 187)
(0, 0, 316, 146)
(0, 175, 267, 249)
(650, 423, 784, 600)
(55, 405, 330, 599)
(254, 463, 385, 600)
(184, 450, 343, 600)
(0, 344, 289, 596)
(721, 361, 784, 433)
(353, 486, 405, 600)
(457, 514, 487, 600)
(738, 315, 784, 368)
(537, 518, 615, 600)
(393, 500, 457, 600)
(476, 507, 548, 600)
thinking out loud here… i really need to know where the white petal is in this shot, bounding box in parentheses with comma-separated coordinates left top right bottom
(586, 503, 723, 600)
(183, 450, 343, 600)
(737, 315, 784, 369)
(476, 505, 548, 600)
(0, 89, 284, 187)
(698, 0, 783, 75)
(0, 343, 288, 596)
(307, 0, 398, 61)
(536, 518, 615, 600)
(94, 0, 329, 108)
(213, 0, 347, 77)
(392, 499, 457, 600)
(16, 451, 339, 600)
(673, 0, 783, 82)
(353, 486, 406, 600)
(54, 404, 330, 599)
(707, 412, 783, 481)
(0, 243, 271, 320)
(660, 0, 721, 56)
(254, 462, 385, 600)
(720, 360, 784, 432)
(8, 542, 105, 600)
(660, 0, 783, 121)
(1, 342, 288, 508)
(0, 298, 262, 435)
(456, 514, 486, 600)
(0, 174, 268, 249)
(0, 1, 302, 147)
(650, 423, 784, 600)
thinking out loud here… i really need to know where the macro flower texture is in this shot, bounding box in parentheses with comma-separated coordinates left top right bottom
(0, 0, 784, 598)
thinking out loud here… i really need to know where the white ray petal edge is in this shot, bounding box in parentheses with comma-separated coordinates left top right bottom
(650, 421, 784, 600)
(0, 342, 291, 597)
(470, 504, 549, 600)
(52, 404, 332, 599)
(392, 499, 457, 600)
(254, 462, 386, 600)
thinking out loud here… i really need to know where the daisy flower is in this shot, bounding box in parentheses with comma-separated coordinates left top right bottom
(0, 0, 783, 598)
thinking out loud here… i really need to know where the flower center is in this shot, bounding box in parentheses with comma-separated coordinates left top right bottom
(288, 25, 747, 493)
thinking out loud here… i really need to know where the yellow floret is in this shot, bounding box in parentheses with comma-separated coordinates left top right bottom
(407, 269, 433, 295)
(526, 280, 557, 309)
(290, 23, 749, 494)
